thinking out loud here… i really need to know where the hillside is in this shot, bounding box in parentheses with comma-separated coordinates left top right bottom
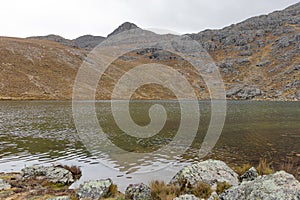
(0, 3, 299, 100)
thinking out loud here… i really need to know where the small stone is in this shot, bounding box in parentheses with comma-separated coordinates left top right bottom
(47, 196, 71, 200)
(173, 194, 199, 200)
(240, 167, 258, 182)
(125, 183, 151, 200)
(0, 179, 11, 190)
(76, 178, 112, 200)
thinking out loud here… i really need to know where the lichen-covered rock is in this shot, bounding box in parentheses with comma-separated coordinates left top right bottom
(173, 194, 199, 200)
(0, 179, 11, 190)
(21, 165, 74, 184)
(219, 171, 300, 200)
(240, 167, 258, 182)
(76, 178, 112, 200)
(125, 183, 152, 200)
(170, 160, 239, 187)
(47, 196, 71, 200)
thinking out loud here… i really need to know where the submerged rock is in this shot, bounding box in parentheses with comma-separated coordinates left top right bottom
(125, 183, 151, 200)
(21, 165, 74, 184)
(170, 159, 239, 187)
(240, 167, 258, 182)
(76, 178, 112, 200)
(0, 179, 11, 190)
(173, 194, 199, 200)
(219, 171, 300, 200)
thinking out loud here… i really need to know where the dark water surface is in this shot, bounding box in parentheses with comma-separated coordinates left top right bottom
(0, 100, 299, 190)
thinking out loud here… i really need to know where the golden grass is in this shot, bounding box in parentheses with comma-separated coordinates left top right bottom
(257, 158, 274, 175)
(191, 181, 212, 199)
(232, 163, 252, 176)
(216, 182, 231, 194)
(279, 157, 299, 180)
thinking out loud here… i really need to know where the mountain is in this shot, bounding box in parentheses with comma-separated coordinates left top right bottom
(74, 35, 105, 49)
(27, 22, 139, 50)
(107, 22, 139, 37)
(27, 34, 77, 48)
(0, 3, 299, 100)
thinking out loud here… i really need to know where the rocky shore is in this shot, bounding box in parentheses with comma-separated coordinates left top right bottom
(0, 159, 299, 200)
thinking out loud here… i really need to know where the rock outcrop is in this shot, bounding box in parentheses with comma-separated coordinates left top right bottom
(21, 165, 74, 184)
(219, 171, 300, 200)
(125, 183, 152, 200)
(76, 179, 112, 199)
(170, 159, 239, 187)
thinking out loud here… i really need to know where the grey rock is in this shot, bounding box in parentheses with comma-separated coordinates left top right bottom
(76, 178, 112, 200)
(295, 90, 300, 99)
(47, 196, 71, 200)
(219, 171, 300, 200)
(119, 55, 137, 61)
(170, 159, 239, 187)
(275, 36, 291, 48)
(136, 47, 160, 55)
(236, 58, 250, 66)
(256, 60, 270, 67)
(0, 179, 11, 190)
(294, 65, 300, 70)
(150, 50, 178, 60)
(125, 183, 152, 200)
(227, 85, 262, 99)
(21, 165, 74, 184)
(240, 167, 258, 182)
(173, 194, 199, 200)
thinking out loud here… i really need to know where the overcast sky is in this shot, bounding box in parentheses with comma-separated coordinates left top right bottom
(0, 0, 299, 39)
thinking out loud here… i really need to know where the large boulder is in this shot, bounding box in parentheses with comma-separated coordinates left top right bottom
(21, 165, 74, 184)
(173, 194, 199, 200)
(76, 179, 112, 200)
(219, 171, 300, 200)
(125, 183, 152, 200)
(170, 160, 239, 187)
(0, 179, 11, 190)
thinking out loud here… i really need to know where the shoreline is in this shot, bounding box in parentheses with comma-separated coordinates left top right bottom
(0, 159, 299, 200)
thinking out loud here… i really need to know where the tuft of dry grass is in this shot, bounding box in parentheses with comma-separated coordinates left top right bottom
(192, 181, 212, 199)
(216, 182, 231, 194)
(232, 163, 252, 176)
(279, 157, 299, 180)
(108, 184, 119, 197)
(150, 180, 180, 200)
(257, 158, 274, 175)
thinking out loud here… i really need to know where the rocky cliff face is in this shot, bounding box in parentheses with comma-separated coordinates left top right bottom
(0, 3, 299, 100)
(189, 2, 300, 100)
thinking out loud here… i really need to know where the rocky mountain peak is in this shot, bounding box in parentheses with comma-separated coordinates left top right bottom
(107, 22, 139, 37)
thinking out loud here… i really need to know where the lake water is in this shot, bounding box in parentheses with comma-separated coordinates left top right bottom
(0, 100, 299, 190)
